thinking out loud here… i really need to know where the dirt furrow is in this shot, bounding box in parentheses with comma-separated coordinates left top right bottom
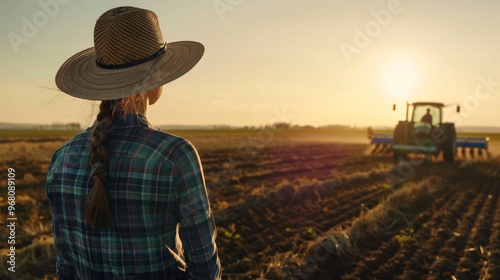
(424, 184, 487, 279)
(342, 180, 460, 279)
(218, 180, 392, 273)
(479, 167, 500, 279)
(454, 180, 499, 279)
(287, 161, 494, 280)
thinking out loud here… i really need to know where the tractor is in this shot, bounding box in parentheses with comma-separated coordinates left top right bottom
(369, 102, 489, 161)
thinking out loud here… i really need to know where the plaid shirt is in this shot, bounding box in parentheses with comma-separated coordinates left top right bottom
(46, 113, 221, 280)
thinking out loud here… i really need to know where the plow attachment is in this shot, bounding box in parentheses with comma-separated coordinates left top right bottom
(455, 137, 490, 159)
(370, 133, 393, 154)
(369, 134, 489, 159)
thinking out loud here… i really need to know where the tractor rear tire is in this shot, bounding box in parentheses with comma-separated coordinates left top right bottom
(442, 124, 456, 162)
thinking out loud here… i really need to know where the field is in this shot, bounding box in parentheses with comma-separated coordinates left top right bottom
(1, 128, 500, 279)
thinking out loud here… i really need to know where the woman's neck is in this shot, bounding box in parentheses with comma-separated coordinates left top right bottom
(113, 94, 148, 116)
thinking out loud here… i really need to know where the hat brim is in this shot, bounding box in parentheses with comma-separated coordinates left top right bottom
(55, 41, 204, 100)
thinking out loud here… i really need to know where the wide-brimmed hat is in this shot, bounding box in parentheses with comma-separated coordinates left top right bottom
(55, 6, 204, 101)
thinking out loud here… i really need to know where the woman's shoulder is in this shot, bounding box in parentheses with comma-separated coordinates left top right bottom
(54, 128, 92, 152)
(137, 128, 199, 158)
(48, 128, 93, 166)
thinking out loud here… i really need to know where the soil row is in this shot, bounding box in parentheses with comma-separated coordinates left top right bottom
(291, 160, 500, 280)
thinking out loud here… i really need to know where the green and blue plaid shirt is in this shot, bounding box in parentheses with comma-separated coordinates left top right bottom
(46, 113, 221, 280)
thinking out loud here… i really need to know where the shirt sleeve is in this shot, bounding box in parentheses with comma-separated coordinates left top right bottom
(173, 141, 222, 280)
(46, 148, 77, 279)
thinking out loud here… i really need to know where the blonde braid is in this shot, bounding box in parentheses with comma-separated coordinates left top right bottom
(86, 100, 113, 229)
(85, 89, 156, 228)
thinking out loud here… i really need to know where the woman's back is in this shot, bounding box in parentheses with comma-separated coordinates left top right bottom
(47, 113, 219, 279)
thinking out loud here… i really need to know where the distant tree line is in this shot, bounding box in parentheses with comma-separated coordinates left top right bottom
(33, 122, 81, 130)
(242, 122, 295, 130)
(240, 123, 359, 130)
(164, 123, 364, 131)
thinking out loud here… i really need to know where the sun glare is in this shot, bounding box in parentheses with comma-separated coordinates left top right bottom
(384, 60, 417, 101)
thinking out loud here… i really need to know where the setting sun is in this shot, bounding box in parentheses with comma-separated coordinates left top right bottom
(383, 58, 417, 101)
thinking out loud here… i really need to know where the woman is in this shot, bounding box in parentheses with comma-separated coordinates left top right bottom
(46, 6, 221, 279)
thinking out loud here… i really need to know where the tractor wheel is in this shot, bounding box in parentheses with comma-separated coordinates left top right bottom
(393, 122, 405, 160)
(442, 124, 456, 162)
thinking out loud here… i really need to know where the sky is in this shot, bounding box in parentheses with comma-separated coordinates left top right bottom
(1, 0, 500, 128)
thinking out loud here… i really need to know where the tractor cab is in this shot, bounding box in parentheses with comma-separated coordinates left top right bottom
(410, 102, 443, 135)
(411, 102, 443, 125)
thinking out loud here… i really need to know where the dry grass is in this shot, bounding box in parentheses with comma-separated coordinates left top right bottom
(0, 140, 65, 162)
(0, 235, 56, 279)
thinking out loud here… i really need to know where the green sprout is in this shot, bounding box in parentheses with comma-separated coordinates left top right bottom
(394, 228, 414, 244)
(224, 223, 241, 240)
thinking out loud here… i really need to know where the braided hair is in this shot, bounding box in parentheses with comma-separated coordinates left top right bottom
(85, 89, 158, 229)
(86, 100, 114, 229)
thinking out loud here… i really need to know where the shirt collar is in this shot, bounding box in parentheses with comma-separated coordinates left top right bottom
(90, 113, 152, 129)
(113, 113, 151, 128)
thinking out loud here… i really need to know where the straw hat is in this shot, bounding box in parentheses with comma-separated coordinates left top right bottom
(55, 6, 204, 101)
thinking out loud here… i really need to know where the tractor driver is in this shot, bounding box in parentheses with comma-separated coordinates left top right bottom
(421, 108, 433, 125)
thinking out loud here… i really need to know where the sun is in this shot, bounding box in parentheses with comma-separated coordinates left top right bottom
(384, 59, 417, 100)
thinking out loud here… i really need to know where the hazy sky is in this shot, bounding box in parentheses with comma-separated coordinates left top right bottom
(1, 0, 500, 128)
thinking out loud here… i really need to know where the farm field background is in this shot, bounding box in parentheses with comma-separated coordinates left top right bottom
(1, 128, 500, 279)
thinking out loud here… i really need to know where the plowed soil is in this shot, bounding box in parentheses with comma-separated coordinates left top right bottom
(0, 135, 498, 279)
